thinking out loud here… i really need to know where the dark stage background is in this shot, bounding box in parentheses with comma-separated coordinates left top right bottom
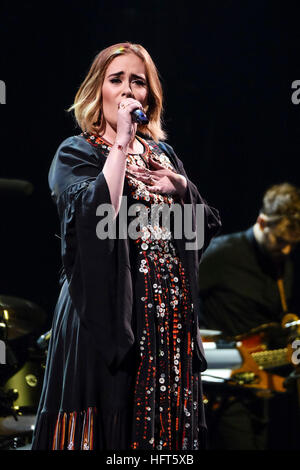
(1, 0, 299, 329)
(0, 0, 300, 449)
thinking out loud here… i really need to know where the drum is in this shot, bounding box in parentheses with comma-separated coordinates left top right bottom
(0, 296, 46, 447)
(0, 359, 44, 436)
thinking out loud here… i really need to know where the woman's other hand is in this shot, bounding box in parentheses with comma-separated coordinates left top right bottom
(128, 157, 187, 199)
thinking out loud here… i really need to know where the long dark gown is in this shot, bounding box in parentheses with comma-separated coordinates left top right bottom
(31, 132, 221, 450)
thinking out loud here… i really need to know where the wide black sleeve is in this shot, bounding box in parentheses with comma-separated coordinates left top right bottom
(50, 136, 134, 370)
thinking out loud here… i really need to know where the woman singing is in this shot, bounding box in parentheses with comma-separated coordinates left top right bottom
(31, 42, 221, 450)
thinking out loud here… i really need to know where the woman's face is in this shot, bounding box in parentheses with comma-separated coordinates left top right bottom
(101, 52, 148, 131)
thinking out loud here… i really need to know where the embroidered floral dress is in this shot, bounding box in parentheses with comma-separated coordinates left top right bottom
(83, 133, 205, 450)
(31, 132, 218, 451)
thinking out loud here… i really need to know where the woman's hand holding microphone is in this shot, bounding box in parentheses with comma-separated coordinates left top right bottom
(114, 98, 145, 154)
(103, 98, 145, 216)
(115, 98, 187, 201)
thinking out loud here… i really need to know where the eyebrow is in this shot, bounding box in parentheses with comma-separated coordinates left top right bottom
(107, 71, 146, 80)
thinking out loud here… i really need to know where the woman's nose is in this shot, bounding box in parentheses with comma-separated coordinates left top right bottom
(121, 81, 134, 98)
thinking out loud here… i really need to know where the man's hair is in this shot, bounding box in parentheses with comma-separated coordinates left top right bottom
(261, 183, 300, 238)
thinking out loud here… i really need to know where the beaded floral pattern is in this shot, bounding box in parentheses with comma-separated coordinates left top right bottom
(130, 235, 200, 450)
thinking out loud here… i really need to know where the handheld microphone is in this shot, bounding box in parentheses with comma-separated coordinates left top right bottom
(131, 108, 149, 125)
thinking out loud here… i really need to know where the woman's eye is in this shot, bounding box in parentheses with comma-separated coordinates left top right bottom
(110, 78, 121, 83)
(132, 80, 146, 87)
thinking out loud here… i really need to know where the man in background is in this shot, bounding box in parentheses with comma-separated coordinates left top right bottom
(199, 183, 300, 449)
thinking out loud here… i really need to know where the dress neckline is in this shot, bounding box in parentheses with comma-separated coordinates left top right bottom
(81, 131, 149, 158)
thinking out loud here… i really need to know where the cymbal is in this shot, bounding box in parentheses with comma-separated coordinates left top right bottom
(0, 296, 46, 340)
(0, 179, 33, 197)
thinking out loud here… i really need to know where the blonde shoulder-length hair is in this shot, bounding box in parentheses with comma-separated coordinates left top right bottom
(67, 42, 166, 142)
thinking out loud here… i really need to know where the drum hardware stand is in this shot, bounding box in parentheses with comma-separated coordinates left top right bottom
(0, 388, 19, 418)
